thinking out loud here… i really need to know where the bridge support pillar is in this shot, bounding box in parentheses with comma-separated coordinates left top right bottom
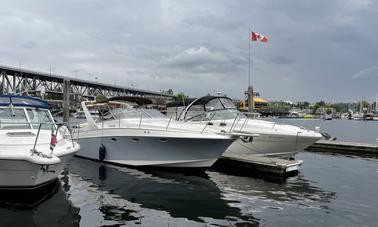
(63, 79, 70, 124)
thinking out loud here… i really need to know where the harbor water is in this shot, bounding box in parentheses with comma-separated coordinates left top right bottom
(1, 120, 377, 226)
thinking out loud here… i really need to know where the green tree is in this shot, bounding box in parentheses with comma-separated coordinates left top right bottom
(176, 92, 187, 102)
(96, 94, 107, 103)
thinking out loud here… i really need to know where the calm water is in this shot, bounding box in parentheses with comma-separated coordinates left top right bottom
(1, 120, 377, 227)
(272, 118, 378, 144)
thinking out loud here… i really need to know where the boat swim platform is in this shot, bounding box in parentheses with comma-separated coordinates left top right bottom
(307, 140, 378, 155)
(212, 152, 303, 176)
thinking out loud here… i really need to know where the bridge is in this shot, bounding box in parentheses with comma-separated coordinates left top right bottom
(0, 64, 175, 101)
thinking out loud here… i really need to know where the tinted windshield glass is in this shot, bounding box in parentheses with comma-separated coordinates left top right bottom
(189, 109, 242, 121)
(185, 105, 205, 120)
(0, 107, 30, 129)
(205, 99, 224, 111)
(27, 109, 54, 130)
(141, 109, 167, 118)
(219, 98, 236, 109)
(110, 108, 167, 120)
(0, 97, 11, 105)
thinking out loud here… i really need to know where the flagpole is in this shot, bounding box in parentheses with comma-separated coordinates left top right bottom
(248, 27, 251, 86)
(248, 27, 254, 113)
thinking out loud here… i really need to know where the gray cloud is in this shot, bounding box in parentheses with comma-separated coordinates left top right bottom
(351, 66, 378, 80)
(0, 0, 377, 102)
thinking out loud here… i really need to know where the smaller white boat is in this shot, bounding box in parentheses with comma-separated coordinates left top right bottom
(167, 96, 322, 159)
(0, 95, 80, 189)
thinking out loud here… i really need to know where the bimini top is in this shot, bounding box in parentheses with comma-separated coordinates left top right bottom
(167, 96, 236, 109)
(0, 95, 49, 109)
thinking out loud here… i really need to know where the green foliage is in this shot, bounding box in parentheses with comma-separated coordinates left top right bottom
(312, 100, 329, 113)
(176, 92, 187, 102)
(96, 94, 107, 103)
(268, 101, 291, 112)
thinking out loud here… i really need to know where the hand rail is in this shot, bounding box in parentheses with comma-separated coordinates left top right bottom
(201, 112, 216, 134)
(240, 116, 249, 131)
(138, 112, 143, 128)
(229, 112, 240, 132)
(31, 123, 42, 155)
(233, 114, 242, 131)
(166, 113, 173, 131)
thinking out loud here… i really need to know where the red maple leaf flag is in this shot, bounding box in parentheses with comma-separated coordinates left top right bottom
(251, 32, 268, 42)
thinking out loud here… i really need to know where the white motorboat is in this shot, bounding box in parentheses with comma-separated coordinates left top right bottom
(167, 96, 322, 159)
(75, 97, 237, 168)
(0, 95, 80, 189)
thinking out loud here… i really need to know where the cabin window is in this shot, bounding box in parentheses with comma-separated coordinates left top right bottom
(26, 109, 54, 130)
(205, 99, 224, 111)
(185, 105, 205, 120)
(219, 98, 236, 109)
(0, 107, 30, 129)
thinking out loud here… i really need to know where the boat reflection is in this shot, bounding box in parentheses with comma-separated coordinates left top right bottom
(67, 158, 259, 226)
(0, 178, 80, 227)
(207, 170, 336, 212)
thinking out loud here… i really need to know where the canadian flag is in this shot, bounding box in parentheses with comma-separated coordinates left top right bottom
(251, 32, 268, 42)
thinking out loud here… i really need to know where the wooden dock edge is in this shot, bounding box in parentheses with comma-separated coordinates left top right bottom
(213, 153, 303, 176)
(307, 140, 378, 154)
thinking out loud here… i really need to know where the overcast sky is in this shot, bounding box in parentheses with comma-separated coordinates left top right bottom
(1, 0, 377, 102)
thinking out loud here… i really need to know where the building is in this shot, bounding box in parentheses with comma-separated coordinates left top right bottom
(239, 92, 268, 112)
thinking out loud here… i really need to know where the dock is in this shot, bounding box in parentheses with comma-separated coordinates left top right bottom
(213, 152, 303, 176)
(308, 140, 378, 154)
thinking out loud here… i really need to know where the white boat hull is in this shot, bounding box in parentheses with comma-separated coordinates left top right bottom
(225, 133, 320, 159)
(205, 119, 322, 159)
(77, 129, 234, 168)
(0, 159, 62, 188)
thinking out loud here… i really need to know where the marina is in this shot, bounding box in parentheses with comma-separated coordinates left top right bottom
(0, 71, 376, 226)
(1, 1, 378, 226)
(1, 139, 377, 226)
(1, 109, 377, 226)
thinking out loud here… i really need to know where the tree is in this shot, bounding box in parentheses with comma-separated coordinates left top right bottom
(176, 92, 187, 102)
(96, 94, 107, 103)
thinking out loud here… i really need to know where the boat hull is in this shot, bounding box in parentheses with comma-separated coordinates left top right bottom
(0, 152, 75, 189)
(0, 159, 62, 188)
(76, 133, 233, 168)
(225, 133, 320, 159)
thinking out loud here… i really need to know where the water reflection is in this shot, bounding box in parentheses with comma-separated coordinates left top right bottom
(67, 158, 260, 226)
(207, 170, 336, 213)
(0, 181, 80, 227)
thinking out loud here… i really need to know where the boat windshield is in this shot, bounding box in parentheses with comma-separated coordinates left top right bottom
(185, 97, 240, 121)
(100, 106, 167, 121)
(0, 107, 54, 130)
(26, 108, 54, 130)
(186, 109, 243, 121)
(0, 107, 30, 129)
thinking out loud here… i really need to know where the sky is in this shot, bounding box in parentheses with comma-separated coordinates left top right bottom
(0, 0, 378, 102)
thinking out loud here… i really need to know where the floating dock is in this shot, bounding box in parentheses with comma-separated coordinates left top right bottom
(213, 152, 303, 176)
(308, 140, 378, 154)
